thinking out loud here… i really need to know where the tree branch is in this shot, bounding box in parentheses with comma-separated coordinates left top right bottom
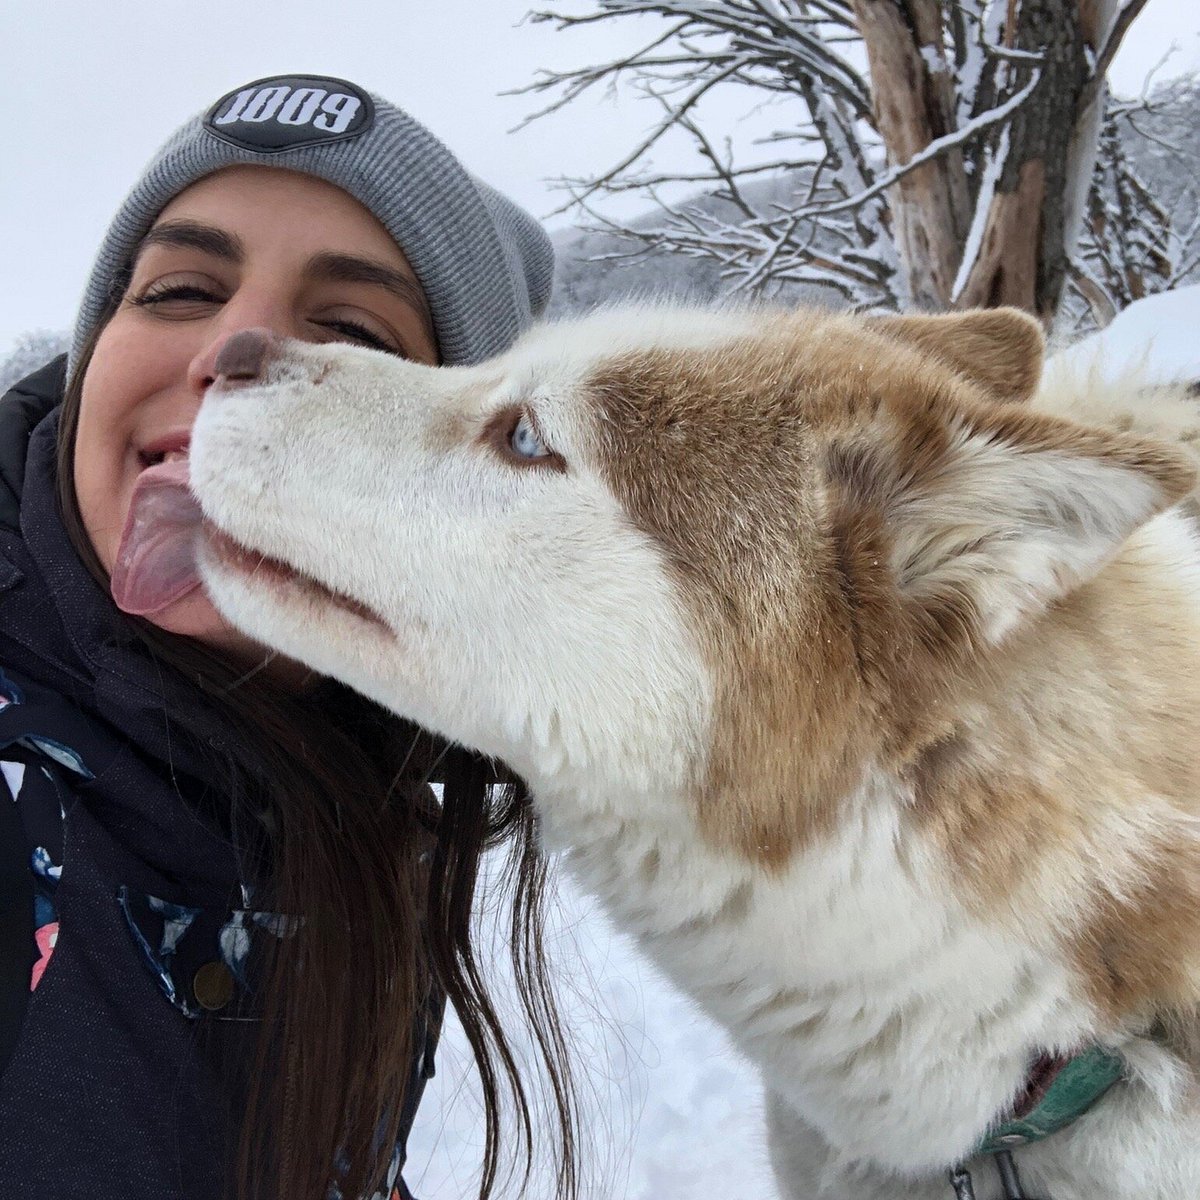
(1078, 0, 1154, 113)
(544, 59, 751, 215)
(777, 69, 1040, 225)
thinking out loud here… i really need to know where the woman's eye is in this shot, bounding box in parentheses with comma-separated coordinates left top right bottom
(317, 318, 396, 354)
(131, 282, 223, 307)
(510, 412, 550, 460)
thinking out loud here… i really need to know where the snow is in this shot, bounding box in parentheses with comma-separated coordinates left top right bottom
(1049, 284, 1200, 387)
(951, 125, 1011, 304)
(955, 62, 981, 131)
(920, 44, 950, 78)
(405, 867, 781, 1199)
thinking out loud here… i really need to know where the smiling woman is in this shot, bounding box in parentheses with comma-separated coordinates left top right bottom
(76, 167, 439, 645)
(0, 73, 574, 1200)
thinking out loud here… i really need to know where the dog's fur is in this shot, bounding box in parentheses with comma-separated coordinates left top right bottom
(190, 305, 1200, 1199)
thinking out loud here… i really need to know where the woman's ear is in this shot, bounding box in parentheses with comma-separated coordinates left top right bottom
(869, 308, 1045, 405)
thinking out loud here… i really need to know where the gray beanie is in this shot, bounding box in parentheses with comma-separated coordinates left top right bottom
(70, 73, 555, 375)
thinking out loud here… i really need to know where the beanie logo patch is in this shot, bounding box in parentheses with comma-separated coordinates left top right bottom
(204, 75, 375, 153)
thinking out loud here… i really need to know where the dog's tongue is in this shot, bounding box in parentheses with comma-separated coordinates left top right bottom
(111, 459, 204, 616)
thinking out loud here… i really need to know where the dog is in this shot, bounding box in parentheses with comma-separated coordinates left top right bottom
(190, 305, 1200, 1200)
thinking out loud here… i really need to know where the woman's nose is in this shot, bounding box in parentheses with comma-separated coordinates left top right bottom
(190, 327, 280, 393)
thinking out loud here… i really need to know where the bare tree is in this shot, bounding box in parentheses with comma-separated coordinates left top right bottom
(519, 0, 1152, 320)
(1064, 93, 1200, 333)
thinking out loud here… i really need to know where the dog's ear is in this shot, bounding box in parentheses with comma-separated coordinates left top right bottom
(869, 308, 1044, 404)
(838, 401, 1196, 650)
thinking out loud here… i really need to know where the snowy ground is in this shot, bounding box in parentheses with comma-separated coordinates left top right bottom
(404, 864, 781, 1200)
(1048, 284, 1200, 387)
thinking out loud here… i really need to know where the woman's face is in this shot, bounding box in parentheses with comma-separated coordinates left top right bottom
(76, 165, 438, 656)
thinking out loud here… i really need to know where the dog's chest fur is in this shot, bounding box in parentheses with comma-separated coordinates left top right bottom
(543, 773, 1093, 1179)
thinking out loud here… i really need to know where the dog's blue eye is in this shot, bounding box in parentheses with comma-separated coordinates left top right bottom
(510, 413, 550, 460)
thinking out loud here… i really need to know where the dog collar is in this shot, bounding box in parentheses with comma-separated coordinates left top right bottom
(976, 1045, 1124, 1154)
(949, 1045, 1124, 1199)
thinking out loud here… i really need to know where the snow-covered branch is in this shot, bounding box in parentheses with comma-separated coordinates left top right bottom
(522, 0, 1161, 318)
(776, 68, 1040, 225)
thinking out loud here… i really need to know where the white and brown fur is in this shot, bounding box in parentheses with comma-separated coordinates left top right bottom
(190, 305, 1200, 1199)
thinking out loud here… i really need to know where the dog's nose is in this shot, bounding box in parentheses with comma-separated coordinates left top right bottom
(213, 328, 277, 384)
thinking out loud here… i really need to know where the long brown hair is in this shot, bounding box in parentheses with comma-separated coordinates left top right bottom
(56, 302, 580, 1200)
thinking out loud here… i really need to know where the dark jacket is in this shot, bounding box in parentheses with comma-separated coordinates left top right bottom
(0, 360, 426, 1200)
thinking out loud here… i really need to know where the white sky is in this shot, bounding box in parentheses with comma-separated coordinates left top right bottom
(2, 0, 1199, 356)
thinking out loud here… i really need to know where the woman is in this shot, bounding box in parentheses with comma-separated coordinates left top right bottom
(0, 74, 575, 1200)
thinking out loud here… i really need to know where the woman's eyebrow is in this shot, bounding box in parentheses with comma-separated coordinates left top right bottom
(136, 220, 245, 262)
(305, 251, 435, 336)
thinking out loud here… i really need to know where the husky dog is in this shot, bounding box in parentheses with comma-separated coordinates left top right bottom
(190, 307, 1200, 1200)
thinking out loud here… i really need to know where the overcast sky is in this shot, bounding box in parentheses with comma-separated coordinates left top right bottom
(3, 0, 1199, 355)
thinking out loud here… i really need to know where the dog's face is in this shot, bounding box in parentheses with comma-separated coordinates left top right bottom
(190, 305, 1193, 862)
